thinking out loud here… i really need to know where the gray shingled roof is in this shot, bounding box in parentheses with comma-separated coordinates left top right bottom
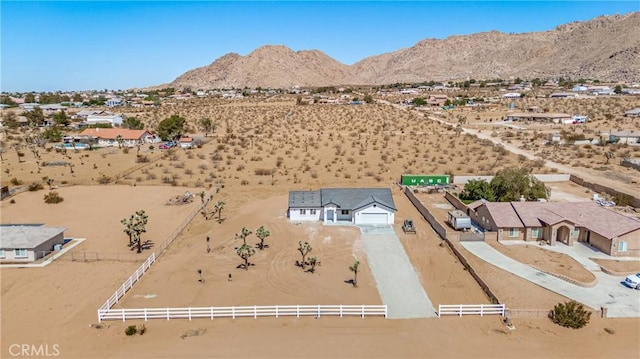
(288, 190, 321, 208)
(289, 188, 396, 211)
(0, 226, 66, 249)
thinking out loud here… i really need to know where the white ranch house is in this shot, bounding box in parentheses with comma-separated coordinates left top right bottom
(288, 188, 396, 225)
(0, 225, 66, 262)
(79, 128, 160, 147)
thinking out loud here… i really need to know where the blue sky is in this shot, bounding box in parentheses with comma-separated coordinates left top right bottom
(1, 1, 638, 92)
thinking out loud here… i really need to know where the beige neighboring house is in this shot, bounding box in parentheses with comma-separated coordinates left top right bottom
(79, 128, 160, 147)
(471, 202, 640, 257)
(0, 225, 66, 262)
(609, 130, 640, 144)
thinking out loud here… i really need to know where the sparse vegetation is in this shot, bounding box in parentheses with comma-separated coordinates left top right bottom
(549, 300, 591, 329)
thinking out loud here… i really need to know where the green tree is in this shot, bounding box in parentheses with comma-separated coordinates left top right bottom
(412, 97, 427, 106)
(122, 117, 144, 130)
(297, 241, 312, 269)
(236, 243, 255, 270)
(349, 260, 360, 287)
(613, 85, 622, 94)
(24, 93, 36, 103)
(255, 226, 270, 250)
(52, 110, 69, 127)
(198, 118, 215, 137)
(42, 127, 64, 142)
(490, 167, 550, 202)
(157, 114, 186, 141)
(25, 107, 45, 126)
(235, 227, 252, 246)
(460, 179, 496, 202)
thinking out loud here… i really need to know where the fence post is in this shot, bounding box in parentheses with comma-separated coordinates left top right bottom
(317, 304, 320, 318)
(296, 305, 299, 318)
(188, 307, 192, 321)
(459, 304, 463, 317)
(232, 306, 235, 319)
(254, 306, 257, 319)
(98, 310, 102, 323)
(340, 304, 343, 318)
(437, 305, 441, 318)
(122, 310, 125, 322)
(166, 308, 169, 321)
(275, 305, 279, 318)
(361, 304, 365, 318)
(480, 305, 484, 317)
(144, 308, 148, 321)
(211, 307, 214, 320)
(384, 305, 388, 318)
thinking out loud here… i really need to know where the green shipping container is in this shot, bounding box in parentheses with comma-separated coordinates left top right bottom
(401, 174, 450, 186)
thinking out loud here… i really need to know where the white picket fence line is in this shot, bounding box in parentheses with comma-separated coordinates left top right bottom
(98, 252, 156, 312)
(438, 304, 505, 317)
(98, 304, 387, 322)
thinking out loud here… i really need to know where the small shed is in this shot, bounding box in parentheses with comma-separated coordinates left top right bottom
(448, 210, 471, 231)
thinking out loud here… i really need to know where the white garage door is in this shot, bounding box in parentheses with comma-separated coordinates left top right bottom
(359, 213, 388, 224)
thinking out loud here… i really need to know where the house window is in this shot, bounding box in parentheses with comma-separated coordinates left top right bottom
(508, 228, 519, 238)
(300, 209, 306, 215)
(531, 228, 541, 239)
(14, 249, 27, 258)
(341, 210, 349, 215)
(571, 229, 579, 238)
(0, 249, 4, 258)
(310, 209, 316, 215)
(618, 241, 628, 253)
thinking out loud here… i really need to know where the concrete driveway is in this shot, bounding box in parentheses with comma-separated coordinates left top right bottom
(359, 225, 436, 318)
(461, 241, 640, 317)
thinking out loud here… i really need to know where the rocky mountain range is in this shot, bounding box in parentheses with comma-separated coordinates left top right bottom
(169, 12, 639, 89)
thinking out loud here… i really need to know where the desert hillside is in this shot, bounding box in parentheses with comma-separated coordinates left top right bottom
(170, 12, 640, 89)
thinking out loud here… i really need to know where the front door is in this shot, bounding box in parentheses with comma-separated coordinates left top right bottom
(326, 210, 334, 222)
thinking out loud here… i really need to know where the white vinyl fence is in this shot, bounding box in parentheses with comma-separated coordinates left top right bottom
(98, 304, 387, 322)
(438, 304, 505, 317)
(98, 252, 156, 313)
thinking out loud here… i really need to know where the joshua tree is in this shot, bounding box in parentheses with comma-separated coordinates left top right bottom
(349, 260, 360, 287)
(116, 135, 124, 149)
(199, 117, 216, 137)
(46, 178, 54, 190)
(236, 244, 255, 270)
(604, 151, 615, 164)
(307, 256, 319, 273)
(121, 215, 135, 246)
(297, 241, 312, 269)
(235, 227, 252, 246)
(198, 191, 205, 204)
(197, 269, 204, 283)
(131, 210, 149, 253)
(215, 200, 225, 223)
(255, 226, 270, 250)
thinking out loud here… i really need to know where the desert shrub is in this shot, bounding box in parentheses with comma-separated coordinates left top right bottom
(549, 300, 591, 329)
(125, 325, 137, 336)
(613, 193, 633, 207)
(44, 191, 64, 204)
(138, 324, 146, 335)
(10, 177, 23, 186)
(97, 175, 112, 185)
(136, 155, 150, 163)
(28, 182, 44, 191)
(240, 179, 249, 185)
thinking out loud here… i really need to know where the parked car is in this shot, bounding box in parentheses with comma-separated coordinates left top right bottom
(159, 142, 176, 149)
(624, 273, 640, 289)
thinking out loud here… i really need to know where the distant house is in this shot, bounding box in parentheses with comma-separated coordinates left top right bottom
(548, 133, 562, 143)
(609, 130, 640, 144)
(86, 113, 124, 126)
(505, 112, 572, 124)
(625, 108, 640, 117)
(288, 188, 396, 225)
(79, 128, 159, 147)
(0, 225, 66, 262)
(502, 93, 521, 99)
(549, 92, 578, 98)
(105, 98, 124, 107)
(471, 202, 640, 257)
(178, 137, 193, 149)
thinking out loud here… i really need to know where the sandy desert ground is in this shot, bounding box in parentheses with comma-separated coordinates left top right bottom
(1, 95, 640, 358)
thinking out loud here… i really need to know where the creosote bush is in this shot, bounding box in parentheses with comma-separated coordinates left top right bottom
(44, 191, 64, 204)
(125, 325, 137, 336)
(28, 182, 44, 191)
(549, 300, 591, 329)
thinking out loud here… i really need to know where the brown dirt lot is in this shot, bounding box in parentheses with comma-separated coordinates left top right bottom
(592, 259, 640, 275)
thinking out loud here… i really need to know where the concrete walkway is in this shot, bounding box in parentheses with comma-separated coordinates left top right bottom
(359, 225, 436, 318)
(461, 241, 640, 317)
